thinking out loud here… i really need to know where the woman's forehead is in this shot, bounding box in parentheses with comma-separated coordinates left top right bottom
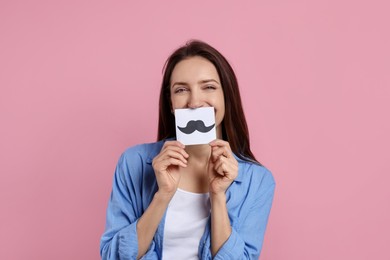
(171, 56, 220, 83)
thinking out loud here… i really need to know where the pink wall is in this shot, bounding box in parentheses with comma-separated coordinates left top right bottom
(1, 1, 389, 259)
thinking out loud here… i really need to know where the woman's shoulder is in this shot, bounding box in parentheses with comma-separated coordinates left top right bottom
(121, 139, 166, 163)
(114, 140, 166, 181)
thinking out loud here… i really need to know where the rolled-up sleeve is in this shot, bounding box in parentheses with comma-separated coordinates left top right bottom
(100, 151, 157, 260)
(213, 167, 276, 259)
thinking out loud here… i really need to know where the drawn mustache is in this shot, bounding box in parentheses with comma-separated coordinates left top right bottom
(177, 120, 215, 134)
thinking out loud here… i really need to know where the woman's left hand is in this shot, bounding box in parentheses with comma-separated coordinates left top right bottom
(208, 139, 239, 195)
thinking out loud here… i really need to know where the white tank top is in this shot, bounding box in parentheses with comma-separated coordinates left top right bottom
(162, 188, 210, 260)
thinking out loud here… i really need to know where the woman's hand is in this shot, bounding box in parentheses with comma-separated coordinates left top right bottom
(152, 141, 189, 198)
(208, 139, 238, 195)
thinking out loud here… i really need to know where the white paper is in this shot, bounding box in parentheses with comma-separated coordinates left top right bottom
(175, 107, 216, 145)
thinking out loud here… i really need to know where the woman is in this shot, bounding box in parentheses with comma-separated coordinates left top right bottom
(100, 40, 275, 259)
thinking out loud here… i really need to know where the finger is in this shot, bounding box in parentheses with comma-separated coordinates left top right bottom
(162, 145, 189, 158)
(154, 149, 188, 166)
(163, 150, 188, 164)
(162, 140, 186, 151)
(213, 159, 225, 175)
(157, 154, 187, 169)
(211, 146, 231, 161)
(214, 156, 238, 176)
(209, 139, 231, 149)
(166, 157, 187, 168)
(213, 155, 229, 173)
(214, 162, 231, 178)
(215, 162, 237, 181)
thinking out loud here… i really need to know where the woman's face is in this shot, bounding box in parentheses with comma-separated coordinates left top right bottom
(170, 56, 225, 138)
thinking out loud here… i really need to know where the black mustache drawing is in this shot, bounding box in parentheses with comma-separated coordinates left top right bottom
(177, 120, 215, 134)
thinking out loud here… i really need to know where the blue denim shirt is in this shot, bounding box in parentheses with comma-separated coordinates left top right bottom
(100, 140, 275, 259)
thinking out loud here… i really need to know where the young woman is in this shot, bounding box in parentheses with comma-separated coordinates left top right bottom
(100, 40, 275, 259)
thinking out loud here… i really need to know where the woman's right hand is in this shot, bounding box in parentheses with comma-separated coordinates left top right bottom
(152, 141, 189, 198)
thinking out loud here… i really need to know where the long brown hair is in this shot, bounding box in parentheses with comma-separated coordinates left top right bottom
(157, 40, 260, 164)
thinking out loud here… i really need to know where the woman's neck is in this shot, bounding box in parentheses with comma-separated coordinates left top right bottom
(179, 144, 211, 193)
(185, 144, 211, 165)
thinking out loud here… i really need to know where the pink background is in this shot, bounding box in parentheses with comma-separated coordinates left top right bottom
(1, 1, 389, 259)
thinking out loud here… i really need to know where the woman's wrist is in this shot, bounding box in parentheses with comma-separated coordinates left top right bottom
(209, 191, 226, 204)
(154, 190, 175, 204)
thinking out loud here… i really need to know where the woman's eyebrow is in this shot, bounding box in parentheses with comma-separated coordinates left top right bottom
(171, 81, 189, 88)
(171, 79, 220, 88)
(199, 79, 220, 85)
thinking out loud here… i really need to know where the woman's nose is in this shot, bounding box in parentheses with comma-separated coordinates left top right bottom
(187, 93, 203, 108)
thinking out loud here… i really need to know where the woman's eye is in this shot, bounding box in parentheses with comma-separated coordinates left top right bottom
(174, 88, 187, 94)
(204, 85, 216, 90)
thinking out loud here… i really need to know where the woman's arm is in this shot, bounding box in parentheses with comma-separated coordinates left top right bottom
(207, 140, 239, 256)
(100, 161, 172, 260)
(135, 192, 171, 259)
(100, 151, 144, 260)
(209, 169, 275, 259)
(210, 192, 232, 256)
(134, 141, 188, 257)
(100, 141, 188, 259)
(207, 140, 275, 258)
